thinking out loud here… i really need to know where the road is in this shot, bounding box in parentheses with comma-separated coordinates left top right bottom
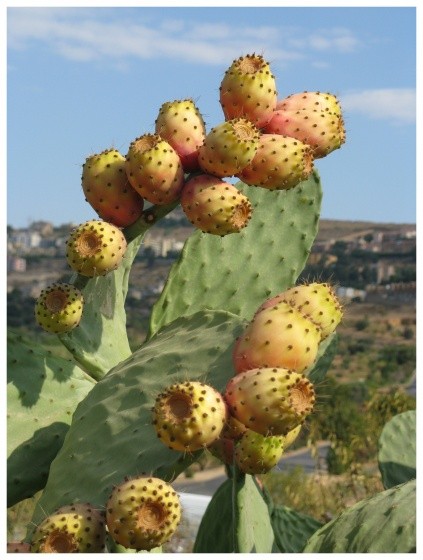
(173, 441, 330, 497)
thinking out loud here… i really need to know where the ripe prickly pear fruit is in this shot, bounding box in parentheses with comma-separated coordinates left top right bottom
(81, 149, 144, 227)
(259, 282, 343, 340)
(208, 437, 236, 465)
(125, 134, 185, 205)
(155, 99, 206, 172)
(35, 282, 84, 334)
(224, 367, 315, 436)
(277, 91, 342, 117)
(66, 219, 127, 277)
(30, 503, 106, 553)
(264, 108, 346, 158)
(234, 429, 285, 474)
(7, 542, 31, 553)
(152, 380, 227, 452)
(237, 133, 314, 190)
(106, 476, 181, 551)
(220, 53, 277, 128)
(180, 174, 253, 236)
(198, 118, 260, 178)
(233, 301, 322, 374)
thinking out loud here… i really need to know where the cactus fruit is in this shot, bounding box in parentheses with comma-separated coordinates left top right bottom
(180, 174, 253, 236)
(219, 53, 277, 128)
(258, 282, 343, 340)
(106, 477, 181, 551)
(66, 219, 127, 277)
(81, 149, 144, 227)
(283, 423, 302, 449)
(233, 301, 322, 374)
(152, 380, 228, 451)
(34, 282, 84, 334)
(224, 367, 315, 436)
(7, 542, 31, 553)
(264, 109, 346, 158)
(30, 503, 106, 553)
(125, 134, 185, 205)
(198, 118, 260, 178)
(238, 133, 314, 190)
(234, 429, 285, 474)
(155, 99, 206, 172)
(276, 91, 342, 117)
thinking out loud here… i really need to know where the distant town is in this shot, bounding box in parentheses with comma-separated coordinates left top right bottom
(7, 214, 416, 308)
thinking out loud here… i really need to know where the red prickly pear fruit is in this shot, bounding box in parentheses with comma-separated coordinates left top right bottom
(208, 437, 236, 465)
(81, 149, 144, 227)
(233, 301, 322, 374)
(155, 98, 206, 172)
(152, 380, 228, 452)
(264, 108, 346, 158)
(30, 503, 107, 553)
(220, 53, 277, 128)
(198, 118, 260, 178)
(125, 134, 185, 205)
(106, 476, 181, 551)
(237, 133, 314, 190)
(258, 282, 343, 340)
(66, 219, 127, 277)
(234, 429, 285, 474)
(180, 174, 253, 236)
(276, 91, 342, 118)
(7, 542, 31, 553)
(35, 282, 84, 334)
(224, 367, 316, 436)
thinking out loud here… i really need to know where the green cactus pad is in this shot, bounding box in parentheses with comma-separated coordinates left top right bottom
(306, 332, 338, 384)
(303, 479, 416, 553)
(30, 310, 244, 527)
(193, 475, 274, 553)
(270, 505, 323, 553)
(149, 171, 322, 337)
(59, 235, 143, 380)
(7, 331, 95, 507)
(378, 410, 416, 489)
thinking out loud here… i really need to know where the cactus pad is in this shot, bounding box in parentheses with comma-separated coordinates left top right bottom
(149, 171, 322, 336)
(378, 410, 416, 489)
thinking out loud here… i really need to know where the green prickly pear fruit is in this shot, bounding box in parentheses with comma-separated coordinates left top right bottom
(234, 429, 285, 474)
(264, 108, 346, 158)
(259, 282, 343, 340)
(237, 133, 314, 190)
(106, 476, 181, 551)
(66, 219, 127, 277)
(219, 53, 277, 128)
(224, 367, 315, 436)
(7, 542, 31, 553)
(152, 380, 228, 452)
(180, 174, 253, 236)
(125, 133, 185, 204)
(155, 98, 206, 172)
(277, 91, 342, 117)
(198, 118, 260, 178)
(81, 149, 144, 227)
(34, 282, 84, 334)
(233, 301, 322, 374)
(30, 503, 107, 553)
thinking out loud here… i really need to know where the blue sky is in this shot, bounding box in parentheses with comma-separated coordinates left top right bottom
(5, 3, 417, 227)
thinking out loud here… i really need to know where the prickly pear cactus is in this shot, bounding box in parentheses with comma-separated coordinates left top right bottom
(378, 410, 416, 489)
(303, 479, 416, 553)
(6, 51, 374, 553)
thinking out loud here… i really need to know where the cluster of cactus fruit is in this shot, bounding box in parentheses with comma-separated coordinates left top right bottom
(8, 53, 415, 553)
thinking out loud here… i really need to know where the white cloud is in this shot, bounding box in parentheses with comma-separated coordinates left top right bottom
(341, 89, 416, 125)
(7, 8, 362, 68)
